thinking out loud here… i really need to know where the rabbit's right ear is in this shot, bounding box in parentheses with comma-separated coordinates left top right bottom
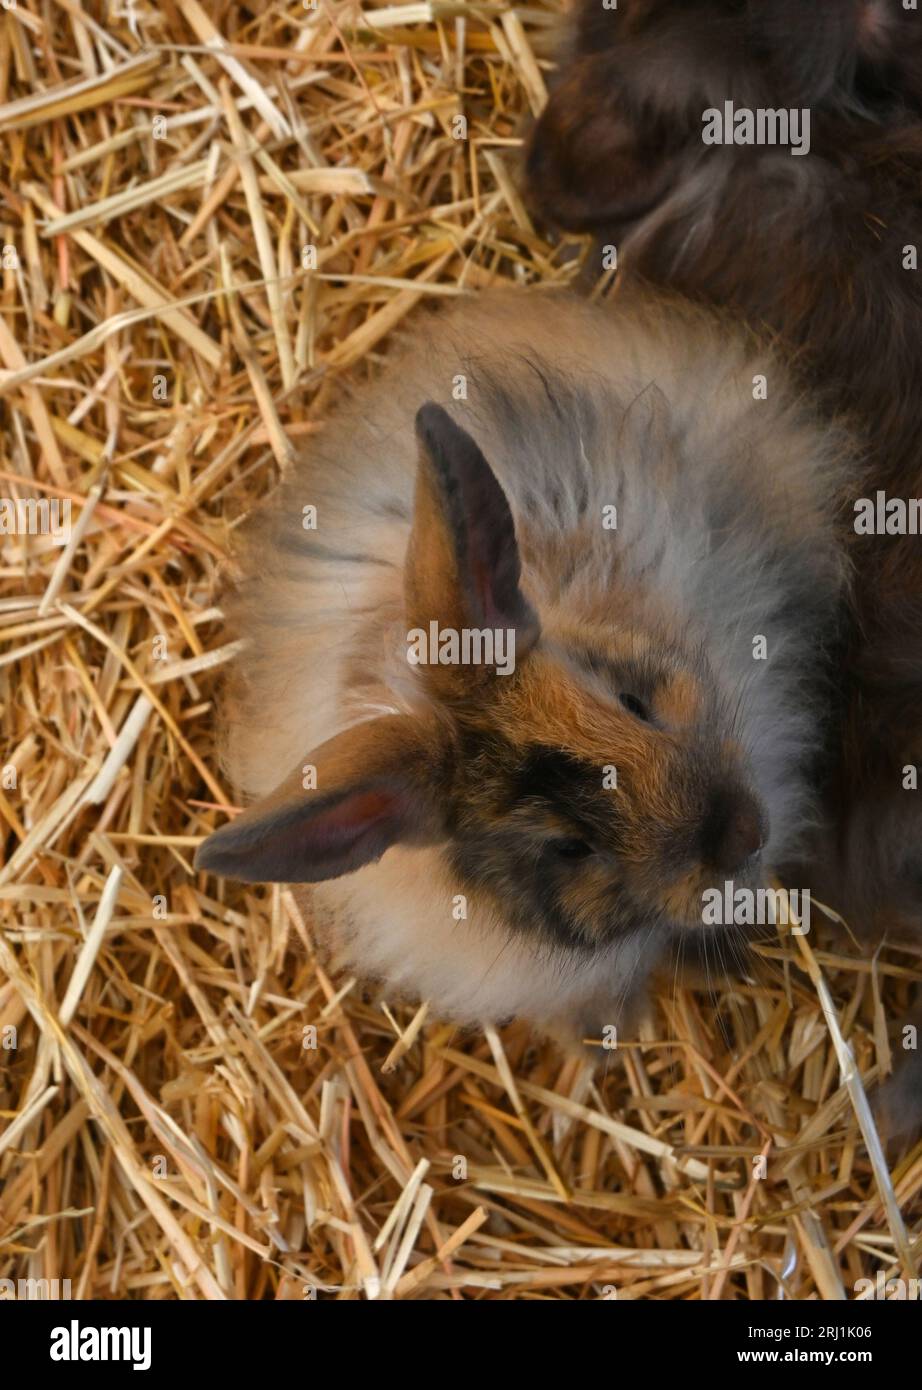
(406, 402, 539, 691)
(525, 59, 679, 235)
(194, 713, 449, 885)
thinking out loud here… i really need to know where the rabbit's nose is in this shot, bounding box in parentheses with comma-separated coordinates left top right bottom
(702, 789, 768, 874)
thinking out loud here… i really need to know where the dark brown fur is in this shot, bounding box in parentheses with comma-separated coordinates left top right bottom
(525, 0, 922, 938)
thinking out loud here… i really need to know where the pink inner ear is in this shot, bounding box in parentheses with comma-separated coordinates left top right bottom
(310, 788, 401, 852)
(471, 554, 499, 628)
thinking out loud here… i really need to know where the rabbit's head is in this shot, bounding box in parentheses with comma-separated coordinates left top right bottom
(525, 0, 922, 238)
(196, 400, 769, 952)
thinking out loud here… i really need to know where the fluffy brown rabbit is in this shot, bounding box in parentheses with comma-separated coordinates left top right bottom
(525, 0, 922, 943)
(195, 291, 850, 1043)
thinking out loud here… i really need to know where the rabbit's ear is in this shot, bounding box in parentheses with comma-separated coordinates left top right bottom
(406, 402, 539, 679)
(194, 714, 448, 884)
(524, 59, 679, 235)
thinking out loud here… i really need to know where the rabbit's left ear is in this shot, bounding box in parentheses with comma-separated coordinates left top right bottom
(194, 713, 449, 884)
(405, 402, 539, 690)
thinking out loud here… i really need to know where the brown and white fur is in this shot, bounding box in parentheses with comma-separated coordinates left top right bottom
(196, 291, 850, 1042)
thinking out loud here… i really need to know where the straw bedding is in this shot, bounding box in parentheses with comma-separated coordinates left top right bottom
(0, 0, 920, 1301)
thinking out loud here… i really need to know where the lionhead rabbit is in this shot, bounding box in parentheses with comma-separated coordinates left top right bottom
(525, 0, 922, 940)
(195, 292, 849, 1042)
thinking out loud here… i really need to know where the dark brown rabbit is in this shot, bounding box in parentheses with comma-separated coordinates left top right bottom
(526, 0, 922, 940)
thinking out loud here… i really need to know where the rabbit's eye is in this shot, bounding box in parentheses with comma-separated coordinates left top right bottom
(619, 692, 651, 723)
(549, 837, 593, 861)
